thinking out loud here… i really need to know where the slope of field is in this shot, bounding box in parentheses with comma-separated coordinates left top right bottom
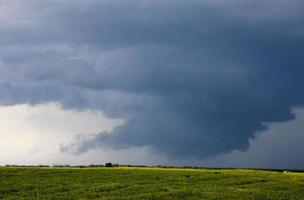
(0, 167, 303, 199)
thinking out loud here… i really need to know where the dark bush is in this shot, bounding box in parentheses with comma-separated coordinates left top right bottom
(105, 163, 112, 167)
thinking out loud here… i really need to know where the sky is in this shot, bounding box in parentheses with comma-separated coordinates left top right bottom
(0, 0, 304, 168)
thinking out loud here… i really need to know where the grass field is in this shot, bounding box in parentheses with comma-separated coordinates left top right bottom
(0, 167, 304, 199)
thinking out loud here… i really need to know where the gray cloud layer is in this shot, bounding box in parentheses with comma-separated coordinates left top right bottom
(203, 108, 304, 169)
(1, 0, 304, 161)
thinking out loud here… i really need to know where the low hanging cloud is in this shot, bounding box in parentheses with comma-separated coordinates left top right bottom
(203, 108, 304, 169)
(0, 0, 304, 164)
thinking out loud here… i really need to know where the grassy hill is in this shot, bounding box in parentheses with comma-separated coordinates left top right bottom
(0, 166, 303, 199)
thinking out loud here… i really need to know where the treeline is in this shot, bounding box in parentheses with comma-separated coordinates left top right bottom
(3, 163, 146, 168)
(2, 164, 304, 173)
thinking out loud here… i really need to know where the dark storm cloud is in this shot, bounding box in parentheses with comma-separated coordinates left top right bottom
(1, 0, 304, 160)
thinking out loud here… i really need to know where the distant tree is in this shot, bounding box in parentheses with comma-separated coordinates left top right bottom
(105, 163, 112, 167)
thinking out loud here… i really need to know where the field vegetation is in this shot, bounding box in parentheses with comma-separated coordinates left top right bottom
(0, 166, 304, 199)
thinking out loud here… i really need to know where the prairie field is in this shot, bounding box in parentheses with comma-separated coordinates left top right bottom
(0, 167, 304, 200)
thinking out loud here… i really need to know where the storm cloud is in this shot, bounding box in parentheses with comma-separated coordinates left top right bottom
(1, 0, 304, 162)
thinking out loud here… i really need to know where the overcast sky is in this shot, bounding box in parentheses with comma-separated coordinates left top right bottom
(0, 0, 304, 168)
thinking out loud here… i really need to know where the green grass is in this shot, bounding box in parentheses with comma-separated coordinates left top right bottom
(0, 167, 304, 199)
